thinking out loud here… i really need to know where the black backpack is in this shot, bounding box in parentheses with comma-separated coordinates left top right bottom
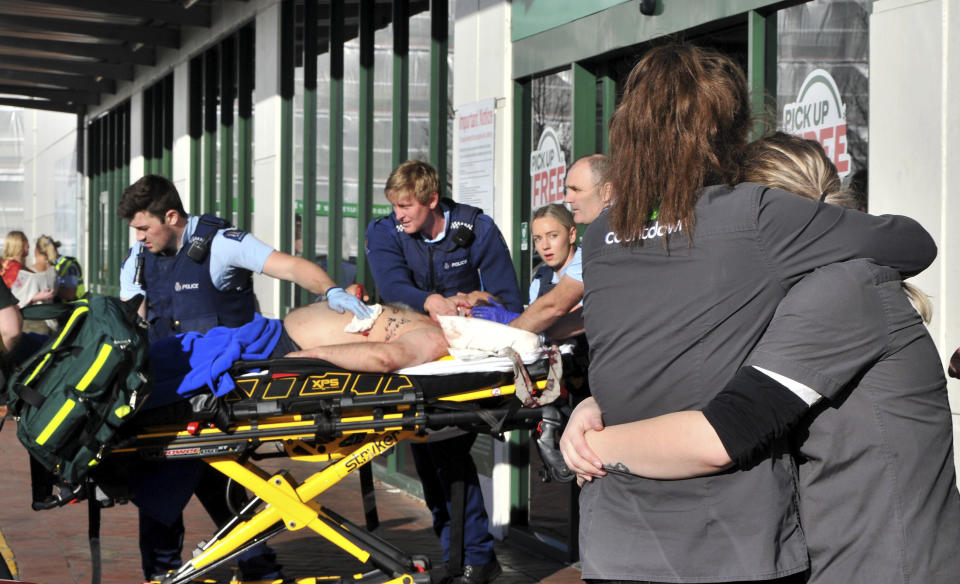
(6, 294, 151, 485)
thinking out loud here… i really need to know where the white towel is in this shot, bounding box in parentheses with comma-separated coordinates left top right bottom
(343, 303, 383, 333)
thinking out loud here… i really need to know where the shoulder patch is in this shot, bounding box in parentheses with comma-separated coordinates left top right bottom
(222, 229, 247, 242)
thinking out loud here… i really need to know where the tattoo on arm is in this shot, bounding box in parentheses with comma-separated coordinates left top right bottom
(603, 462, 632, 475)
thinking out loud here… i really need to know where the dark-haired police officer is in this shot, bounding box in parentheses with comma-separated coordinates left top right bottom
(365, 160, 521, 584)
(118, 174, 371, 582)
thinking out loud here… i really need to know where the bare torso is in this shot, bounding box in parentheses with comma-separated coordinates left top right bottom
(283, 301, 439, 349)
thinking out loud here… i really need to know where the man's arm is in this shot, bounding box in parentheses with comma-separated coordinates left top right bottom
(261, 251, 338, 296)
(510, 275, 583, 333)
(286, 327, 448, 372)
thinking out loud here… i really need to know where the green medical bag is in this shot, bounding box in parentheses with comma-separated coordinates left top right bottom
(6, 294, 151, 485)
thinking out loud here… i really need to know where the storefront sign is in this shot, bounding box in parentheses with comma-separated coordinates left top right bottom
(456, 99, 497, 213)
(530, 127, 567, 209)
(782, 69, 851, 177)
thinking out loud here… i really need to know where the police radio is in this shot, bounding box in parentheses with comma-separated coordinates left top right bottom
(186, 233, 211, 263)
(451, 225, 475, 248)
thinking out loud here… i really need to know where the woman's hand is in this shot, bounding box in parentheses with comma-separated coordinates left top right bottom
(30, 288, 55, 304)
(560, 396, 607, 482)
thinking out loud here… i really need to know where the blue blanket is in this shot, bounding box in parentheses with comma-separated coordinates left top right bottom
(148, 314, 283, 402)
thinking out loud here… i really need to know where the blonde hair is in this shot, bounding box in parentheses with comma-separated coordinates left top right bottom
(743, 132, 932, 322)
(2, 231, 28, 262)
(35, 235, 60, 263)
(532, 203, 577, 235)
(385, 160, 440, 205)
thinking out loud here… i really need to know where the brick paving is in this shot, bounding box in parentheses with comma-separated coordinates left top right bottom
(0, 421, 582, 583)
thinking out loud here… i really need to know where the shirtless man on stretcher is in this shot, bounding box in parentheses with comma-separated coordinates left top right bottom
(273, 288, 496, 372)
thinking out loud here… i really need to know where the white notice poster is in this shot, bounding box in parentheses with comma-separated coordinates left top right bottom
(455, 99, 496, 213)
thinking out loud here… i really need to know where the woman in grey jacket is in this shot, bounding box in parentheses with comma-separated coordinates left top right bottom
(573, 45, 936, 584)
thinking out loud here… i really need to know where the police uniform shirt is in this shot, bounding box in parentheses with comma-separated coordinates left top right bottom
(742, 259, 960, 584)
(119, 215, 274, 298)
(579, 183, 936, 582)
(528, 247, 582, 303)
(366, 200, 522, 312)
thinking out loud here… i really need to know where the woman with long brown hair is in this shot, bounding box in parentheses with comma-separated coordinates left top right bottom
(572, 44, 936, 584)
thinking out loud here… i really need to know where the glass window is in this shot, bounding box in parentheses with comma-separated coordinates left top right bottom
(777, 0, 869, 204)
(528, 69, 572, 281)
(0, 107, 25, 233)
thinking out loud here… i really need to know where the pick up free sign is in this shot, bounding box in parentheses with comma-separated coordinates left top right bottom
(530, 127, 567, 209)
(782, 69, 851, 178)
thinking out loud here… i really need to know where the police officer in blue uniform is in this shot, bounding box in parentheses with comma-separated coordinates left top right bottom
(118, 174, 371, 581)
(365, 160, 521, 583)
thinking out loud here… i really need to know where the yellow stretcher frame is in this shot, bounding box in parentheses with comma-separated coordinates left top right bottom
(109, 377, 550, 584)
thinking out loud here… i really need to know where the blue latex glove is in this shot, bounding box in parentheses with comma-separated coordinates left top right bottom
(326, 286, 374, 319)
(471, 299, 520, 325)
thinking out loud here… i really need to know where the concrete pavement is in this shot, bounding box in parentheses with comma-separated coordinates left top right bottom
(0, 420, 582, 584)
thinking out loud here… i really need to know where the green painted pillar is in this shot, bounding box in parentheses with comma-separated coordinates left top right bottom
(571, 62, 597, 161)
(162, 75, 173, 178)
(88, 119, 100, 293)
(204, 48, 219, 214)
(237, 24, 254, 232)
(189, 56, 203, 214)
(600, 73, 616, 156)
(278, 0, 295, 315)
(328, 0, 345, 286)
(392, 0, 409, 169)
(357, 0, 375, 291)
(301, 0, 319, 307)
(121, 102, 130, 253)
(748, 9, 777, 139)
(220, 36, 236, 222)
(429, 0, 448, 195)
(511, 78, 532, 291)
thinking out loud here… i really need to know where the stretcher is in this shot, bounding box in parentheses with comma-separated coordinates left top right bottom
(98, 350, 566, 584)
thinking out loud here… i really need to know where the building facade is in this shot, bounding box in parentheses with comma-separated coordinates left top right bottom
(6, 0, 958, 560)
